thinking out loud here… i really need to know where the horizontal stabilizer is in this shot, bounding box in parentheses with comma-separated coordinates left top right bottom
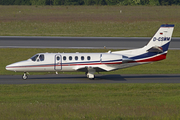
(147, 46, 163, 53)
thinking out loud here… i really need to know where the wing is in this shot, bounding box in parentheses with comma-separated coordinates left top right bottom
(74, 66, 106, 72)
(74, 65, 118, 72)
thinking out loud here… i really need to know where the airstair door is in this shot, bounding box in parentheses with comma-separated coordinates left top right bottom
(54, 55, 62, 70)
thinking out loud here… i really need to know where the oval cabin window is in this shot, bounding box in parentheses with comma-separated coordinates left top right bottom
(69, 56, 72, 60)
(87, 56, 91, 60)
(63, 56, 66, 60)
(81, 56, 84, 60)
(75, 56, 78, 60)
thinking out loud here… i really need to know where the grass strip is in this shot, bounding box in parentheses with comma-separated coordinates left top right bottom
(0, 6, 180, 37)
(0, 83, 180, 119)
(1, 21, 180, 37)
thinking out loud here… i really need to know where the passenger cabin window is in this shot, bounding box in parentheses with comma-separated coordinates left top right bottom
(75, 56, 78, 60)
(57, 56, 60, 61)
(63, 56, 66, 61)
(81, 56, 84, 60)
(69, 56, 72, 60)
(31, 54, 44, 62)
(87, 56, 91, 60)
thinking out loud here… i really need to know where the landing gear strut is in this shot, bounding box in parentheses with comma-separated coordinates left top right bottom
(22, 72, 28, 80)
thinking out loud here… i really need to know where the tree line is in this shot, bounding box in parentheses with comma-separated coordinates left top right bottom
(0, 0, 180, 5)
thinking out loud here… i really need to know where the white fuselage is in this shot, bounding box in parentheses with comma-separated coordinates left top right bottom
(6, 52, 142, 72)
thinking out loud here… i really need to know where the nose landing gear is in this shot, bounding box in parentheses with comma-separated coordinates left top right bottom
(22, 72, 28, 80)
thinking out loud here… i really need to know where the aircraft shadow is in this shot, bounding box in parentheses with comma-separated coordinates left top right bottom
(95, 74, 126, 81)
(29, 74, 180, 82)
(29, 74, 127, 81)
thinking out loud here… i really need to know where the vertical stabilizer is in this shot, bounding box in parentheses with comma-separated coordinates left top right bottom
(145, 24, 174, 52)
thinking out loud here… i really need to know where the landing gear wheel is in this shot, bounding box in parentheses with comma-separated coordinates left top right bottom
(22, 73, 28, 80)
(87, 74, 95, 80)
(86, 68, 95, 80)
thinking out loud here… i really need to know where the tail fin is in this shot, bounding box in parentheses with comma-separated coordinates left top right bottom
(145, 24, 174, 52)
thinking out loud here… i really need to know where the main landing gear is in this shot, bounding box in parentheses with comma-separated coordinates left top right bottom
(86, 73, 95, 80)
(85, 68, 96, 80)
(22, 72, 28, 80)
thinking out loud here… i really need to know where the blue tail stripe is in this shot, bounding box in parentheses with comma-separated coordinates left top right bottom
(130, 42, 169, 60)
(162, 42, 170, 52)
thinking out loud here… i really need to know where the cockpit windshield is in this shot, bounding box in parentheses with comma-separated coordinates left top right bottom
(31, 54, 39, 61)
(31, 54, 44, 62)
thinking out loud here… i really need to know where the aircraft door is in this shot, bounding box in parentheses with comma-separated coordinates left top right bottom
(54, 55, 62, 70)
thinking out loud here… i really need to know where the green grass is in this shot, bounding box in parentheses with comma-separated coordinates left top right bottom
(0, 6, 180, 37)
(2, 48, 180, 75)
(2, 21, 180, 37)
(0, 84, 180, 119)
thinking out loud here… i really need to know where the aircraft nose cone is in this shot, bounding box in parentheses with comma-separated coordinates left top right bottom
(5, 60, 28, 72)
(6, 64, 16, 71)
(6, 65, 11, 71)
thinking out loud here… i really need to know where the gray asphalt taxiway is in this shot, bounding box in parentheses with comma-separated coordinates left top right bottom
(0, 36, 180, 49)
(0, 74, 180, 84)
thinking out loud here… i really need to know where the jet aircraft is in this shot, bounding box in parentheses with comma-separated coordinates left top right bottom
(6, 24, 174, 80)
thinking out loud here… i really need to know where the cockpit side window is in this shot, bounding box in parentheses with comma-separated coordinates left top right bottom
(39, 54, 44, 61)
(31, 54, 44, 62)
